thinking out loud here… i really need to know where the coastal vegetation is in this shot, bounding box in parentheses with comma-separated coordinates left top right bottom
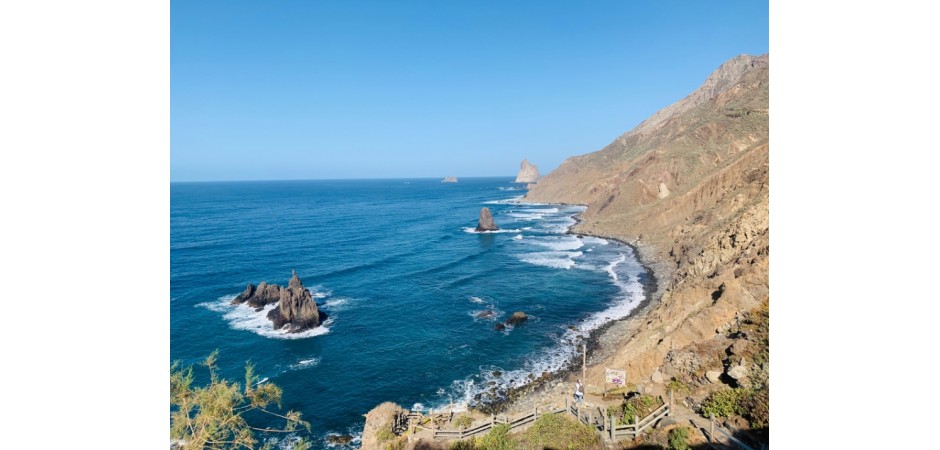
(442, 415, 599, 450)
(170, 351, 311, 449)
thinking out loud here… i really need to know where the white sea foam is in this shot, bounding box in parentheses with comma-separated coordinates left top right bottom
(462, 227, 522, 234)
(468, 296, 487, 304)
(513, 234, 523, 240)
(482, 196, 524, 205)
(525, 236, 584, 251)
(322, 298, 350, 310)
(200, 292, 333, 340)
(508, 212, 544, 220)
(519, 207, 559, 213)
(441, 246, 648, 410)
(290, 358, 321, 370)
(581, 236, 609, 246)
(517, 251, 583, 269)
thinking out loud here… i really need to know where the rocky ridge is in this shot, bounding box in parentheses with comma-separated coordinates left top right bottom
(475, 207, 499, 232)
(514, 159, 539, 183)
(525, 54, 769, 390)
(230, 271, 322, 333)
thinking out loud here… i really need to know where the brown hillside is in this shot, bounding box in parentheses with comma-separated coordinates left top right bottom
(526, 54, 769, 387)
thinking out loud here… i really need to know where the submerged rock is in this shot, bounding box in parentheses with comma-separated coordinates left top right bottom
(495, 323, 506, 332)
(505, 311, 528, 326)
(476, 310, 496, 319)
(475, 207, 499, 232)
(327, 435, 354, 445)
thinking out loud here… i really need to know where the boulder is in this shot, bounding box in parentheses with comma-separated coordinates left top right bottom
(495, 323, 506, 331)
(651, 369, 664, 384)
(267, 271, 321, 333)
(327, 435, 354, 445)
(475, 207, 499, 232)
(705, 370, 723, 384)
(515, 159, 540, 183)
(727, 365, 748, 381)
(505, 311, 528, 326)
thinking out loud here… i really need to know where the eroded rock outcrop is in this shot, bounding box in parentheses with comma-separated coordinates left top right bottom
(231, 271, 322, 333)
(515, 159, 539, 183)
(267, 271, 321, 333)
(361, 402, 405, 450)
(475, 207, 499, 232)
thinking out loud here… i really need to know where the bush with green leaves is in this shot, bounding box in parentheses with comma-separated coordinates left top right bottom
(454, 415, 474, 430)
(516, 413, 598, 450)
(375, 423, 396, 443)
(700, 388, 749, 419)
(609, 394, 663, 425)
(450, 438, 477, 450)
(170, 350, 311, 450)
(477, 424, 515, 450)
(667, 426, 689, 450)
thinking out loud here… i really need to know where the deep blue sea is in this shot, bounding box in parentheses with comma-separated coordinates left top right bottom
(170, 177, 648, 448)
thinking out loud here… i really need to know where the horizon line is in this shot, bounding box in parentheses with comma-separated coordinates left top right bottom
(170, 175, 520, 184)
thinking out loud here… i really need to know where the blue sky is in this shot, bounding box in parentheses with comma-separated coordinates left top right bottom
(171, 1, 768, 181)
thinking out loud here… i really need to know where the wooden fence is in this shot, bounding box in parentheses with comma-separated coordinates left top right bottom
(404, 390, 674, 443)
(410, 405, 567, 440)
(702, 413, 764, 450)
(568, 390, 673, 442)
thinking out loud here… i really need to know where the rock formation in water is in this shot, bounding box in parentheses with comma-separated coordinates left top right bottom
(231, 282, 283, 311)
(505, 311, 528, 326)
(525, 54, 769, 394)
(267, 271, 321, 332)
(442, 176, 458, 183)
(475, 207, 499, 232)
(514, 159, 539, 183)
(231, 271, 322, 333)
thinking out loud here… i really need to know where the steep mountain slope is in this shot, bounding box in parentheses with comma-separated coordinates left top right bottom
(526, 54, 769, 386)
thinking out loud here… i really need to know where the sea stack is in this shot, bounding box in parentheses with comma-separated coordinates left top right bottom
(267, 271, 321, 333)
(475, 207, 499, 232)
(231, 271, 322, 333)
(514, 159, 539, 183)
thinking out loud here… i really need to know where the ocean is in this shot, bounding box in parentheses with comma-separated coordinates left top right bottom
(170, 177, 649, 448)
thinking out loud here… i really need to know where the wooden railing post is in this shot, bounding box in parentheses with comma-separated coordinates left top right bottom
(668, 389, 673, 417)
(709, 413, 714, 443)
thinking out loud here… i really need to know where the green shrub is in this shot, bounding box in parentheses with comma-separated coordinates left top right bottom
(666, 378, 691, 396)
(376, 423, 396, 443)
(477, 424, 515, 450)
(454, 415, 474, 430)
(667, 427, 689, 450)
(613, 394, 663, 425)
(700, 388, 749, 419)
(450, 439, 476, 450)
(516, 413, 598, 450)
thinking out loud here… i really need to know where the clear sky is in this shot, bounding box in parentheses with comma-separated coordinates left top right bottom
(171, 1, 768, 182)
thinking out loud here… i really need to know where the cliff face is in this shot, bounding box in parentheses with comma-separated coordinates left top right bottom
(526, 54, 769, 386)
(515, 159, 540, 183)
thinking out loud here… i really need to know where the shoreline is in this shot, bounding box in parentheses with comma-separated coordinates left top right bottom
(472, 199, 666, 414)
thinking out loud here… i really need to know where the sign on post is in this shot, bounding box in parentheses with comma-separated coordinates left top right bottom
(605, 368, 626, 385)
(605, 368, 626, 397)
